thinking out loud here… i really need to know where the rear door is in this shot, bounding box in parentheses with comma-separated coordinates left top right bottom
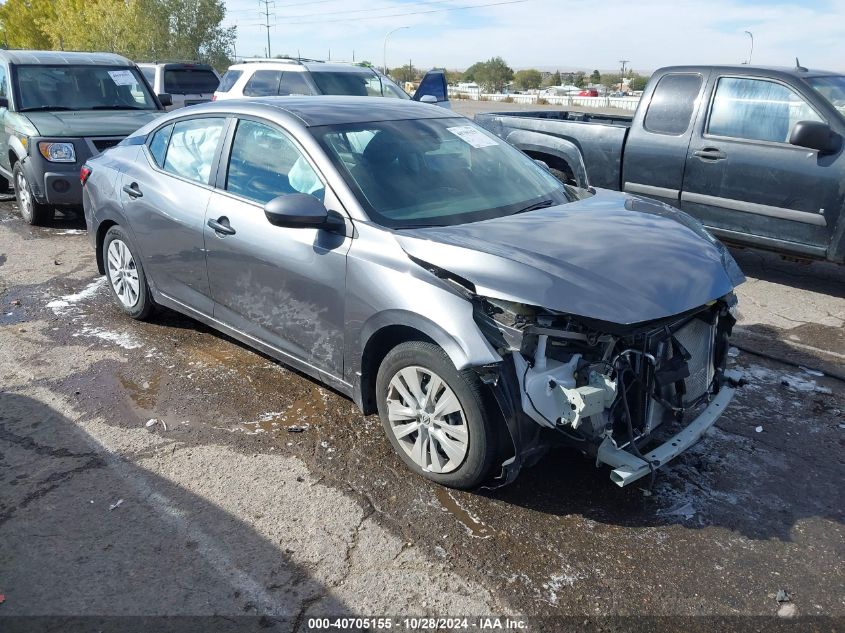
(413, 70, 450, 108)
(203, 117, 351, 378)
(120, 115, 228, 314)
(621, 71, 707, 206)
(680, 74, 834, 255)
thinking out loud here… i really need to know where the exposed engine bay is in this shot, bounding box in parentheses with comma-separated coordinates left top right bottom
(471, 293, 742, 487)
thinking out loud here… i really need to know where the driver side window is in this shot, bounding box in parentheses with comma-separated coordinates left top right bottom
(225, 119, 325, 205)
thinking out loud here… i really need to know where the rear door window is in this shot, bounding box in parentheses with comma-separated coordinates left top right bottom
(163, 118, 226, 184)
(707, 76, 822, 143)
(644, 73, 703, 135)
(163, 68, 220, 94)
(243, 70, 282, 97)
(279, 72, 315, 95)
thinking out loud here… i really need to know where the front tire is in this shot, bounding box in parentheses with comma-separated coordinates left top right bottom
(375, 341, 498, 489)
(13, 162, 52, 225)
(103, 225, 154, 320)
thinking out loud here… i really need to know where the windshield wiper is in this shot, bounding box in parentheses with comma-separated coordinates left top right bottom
(19, 105, 74, 112)
(511, 199, 555, 215)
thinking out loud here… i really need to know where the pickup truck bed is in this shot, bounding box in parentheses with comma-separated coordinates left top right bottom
(475, 64, 845, 264)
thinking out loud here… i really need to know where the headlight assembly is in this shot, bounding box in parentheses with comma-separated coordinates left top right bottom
(38, 142, 76, 163)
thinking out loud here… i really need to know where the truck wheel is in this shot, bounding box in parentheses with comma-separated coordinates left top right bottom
(103, 225, 154, 320)
(13, 162, 52, 225)
(375, 341, 498, 489)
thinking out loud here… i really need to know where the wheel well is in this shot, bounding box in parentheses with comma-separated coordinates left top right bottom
(95, 220, 118, 275)
(524, 150, 575, 185)
(359, 325, 436, 415)
(8, 151, 18, 170)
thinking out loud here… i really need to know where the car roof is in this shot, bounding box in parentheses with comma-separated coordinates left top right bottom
(137, 62, 216, 71)
(302, 62, 376, 74)
(0, 50, 132, 66)
(229, 59, 307, 71)
(188, 96, 456, 126)
(656, 64, 843, 80)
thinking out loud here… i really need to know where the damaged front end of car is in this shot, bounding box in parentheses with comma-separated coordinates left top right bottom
(470, 292, 743, 487)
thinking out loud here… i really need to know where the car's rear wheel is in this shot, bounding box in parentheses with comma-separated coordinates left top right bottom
(13, 162, 52, 225)
(103, 226, 154, 320)
(375, 341, 498, 489)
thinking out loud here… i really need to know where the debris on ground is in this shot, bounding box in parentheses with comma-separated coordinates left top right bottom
(109, 499, 124, 511)
(776, 589, 791, 603)
(10, 299, 20, 306)
(780, 375, 832, 395)
(145, 418, 167, 431)
(755, 426, 763, 433)
(287, 424, 308, 433)
(799, 366, 824, 377)
(727, 347, 740, 358)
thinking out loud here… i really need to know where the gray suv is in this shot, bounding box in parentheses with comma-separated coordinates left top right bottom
(82, 97, 744, 489)
(0, 50, 167, 224)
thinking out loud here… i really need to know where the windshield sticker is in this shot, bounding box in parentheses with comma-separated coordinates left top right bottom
(446, 126, 498, 148)
(108, 70, 136, 86)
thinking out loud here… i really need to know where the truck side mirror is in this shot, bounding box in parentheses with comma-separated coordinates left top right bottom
(0, 96, 9, 109)
(789, 120, 841, 154)
(157, 93, 173, 107)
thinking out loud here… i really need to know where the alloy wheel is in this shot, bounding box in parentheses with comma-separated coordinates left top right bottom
(107, 239, 140, 308)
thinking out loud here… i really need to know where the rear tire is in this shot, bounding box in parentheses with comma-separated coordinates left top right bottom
(375, 341, 498, 489)
(103, 225, 154, 320)
(13, 162, 52, 225)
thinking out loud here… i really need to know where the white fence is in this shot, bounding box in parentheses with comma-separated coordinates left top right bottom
(452, 90, 641, 112)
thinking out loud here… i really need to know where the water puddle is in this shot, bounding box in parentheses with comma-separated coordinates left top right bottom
(435, 487, 493, 539)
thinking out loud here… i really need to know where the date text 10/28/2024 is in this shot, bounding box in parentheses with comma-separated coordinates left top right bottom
(307, 617, 528, 630)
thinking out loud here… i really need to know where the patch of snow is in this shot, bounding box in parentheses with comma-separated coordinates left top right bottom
(46, 278, 106, 312)
(56, 229, 86, 235)
(73, 325, 142, 350)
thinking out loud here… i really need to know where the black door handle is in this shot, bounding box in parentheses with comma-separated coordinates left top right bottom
(122, 183, 143, 198)
(693, 148, 727, 161)
(207, 216, 236, 236)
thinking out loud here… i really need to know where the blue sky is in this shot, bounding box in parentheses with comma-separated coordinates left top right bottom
(222, 0, 844, 72)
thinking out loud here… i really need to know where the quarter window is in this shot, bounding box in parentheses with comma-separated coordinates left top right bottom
(226, 119, 324, 205)
(707, 77, 822, 143)
(148, 124, 173, 167)
(243, 70, 282, 97)
(644, 73, 702, 135)
(278, 72, 314, 95)
(217, 70, 242, 93)
(162, 118, 226, 184)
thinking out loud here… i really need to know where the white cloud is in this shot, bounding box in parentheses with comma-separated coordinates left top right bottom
(224, 0, 845, 72)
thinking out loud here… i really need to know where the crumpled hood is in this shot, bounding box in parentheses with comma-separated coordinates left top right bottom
(25, 110, 164, 137)
(396, 190, 744, 325)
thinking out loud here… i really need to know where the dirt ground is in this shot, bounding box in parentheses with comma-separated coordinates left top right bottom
(0, 188, 842, 632)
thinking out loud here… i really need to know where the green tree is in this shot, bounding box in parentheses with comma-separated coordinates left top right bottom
(513, 69, 542, 91)
(590, 69, 601, 84)
(464, 57, 513, 93)
(391, 64, 418, 83)
(629, 73, 649, 91)
(574, 71, 586, 88)
(462, 62, 484, 83)
(0, 0, 56, 49)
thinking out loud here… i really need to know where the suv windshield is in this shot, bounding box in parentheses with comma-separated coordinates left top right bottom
(15, 65, 157, 112)
(314, 117, 583, 228)
(807, 76, 845, 116)
(164, 68, 220, 94)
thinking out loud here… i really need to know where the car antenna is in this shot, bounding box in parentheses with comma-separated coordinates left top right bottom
(795, 57, 808, 72)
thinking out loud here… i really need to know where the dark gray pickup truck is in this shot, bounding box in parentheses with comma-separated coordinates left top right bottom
(475, 64, 845, 263)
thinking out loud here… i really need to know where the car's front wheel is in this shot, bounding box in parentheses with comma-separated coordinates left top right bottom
(375, 341, 498, 489)
(103, 225, 154, 320)
(13, 162, 52, 225)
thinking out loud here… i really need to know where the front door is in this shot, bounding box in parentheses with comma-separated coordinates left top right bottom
(681, 75, 837, 255)
(121, 116, 227, 314)
(204, 117, 351, 378)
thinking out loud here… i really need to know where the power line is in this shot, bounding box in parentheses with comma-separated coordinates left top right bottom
(284, 0, 531, 25)
(282, 0, 460, 20)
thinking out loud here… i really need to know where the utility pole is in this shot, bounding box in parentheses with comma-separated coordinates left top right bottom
(744, 31, 754, 64)
(619, 59, 629, 92)
(259, 0, 274, 58)
(383, 26, 409, 75)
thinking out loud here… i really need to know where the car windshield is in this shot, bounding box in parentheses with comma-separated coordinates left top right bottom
(313, 117, 584, 228)
(15, 65, 158, 111)
(164, 68, 220, 94)
(807, 76, 845, 116)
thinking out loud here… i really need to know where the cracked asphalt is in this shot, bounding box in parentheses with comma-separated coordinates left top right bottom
(0, 194, 843, 631)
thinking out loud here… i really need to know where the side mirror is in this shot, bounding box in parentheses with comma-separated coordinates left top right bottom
(157, 93, 173, 107)
(0, 96, 8, 109)
(419, 94, 438, 104)
(789, 120, 841, 154)
(264, 193, 334, 229)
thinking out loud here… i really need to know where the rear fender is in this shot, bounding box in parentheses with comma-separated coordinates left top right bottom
(503, 129, 590, 189)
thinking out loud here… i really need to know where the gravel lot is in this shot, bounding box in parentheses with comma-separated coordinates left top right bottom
(0, 159, 843, 630)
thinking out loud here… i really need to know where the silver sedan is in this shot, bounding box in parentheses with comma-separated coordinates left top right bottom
(83, 96, 745, 489)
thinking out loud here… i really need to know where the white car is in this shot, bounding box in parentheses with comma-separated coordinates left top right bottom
(138, 62, 221, 110)
(213, 59, 449, 107)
